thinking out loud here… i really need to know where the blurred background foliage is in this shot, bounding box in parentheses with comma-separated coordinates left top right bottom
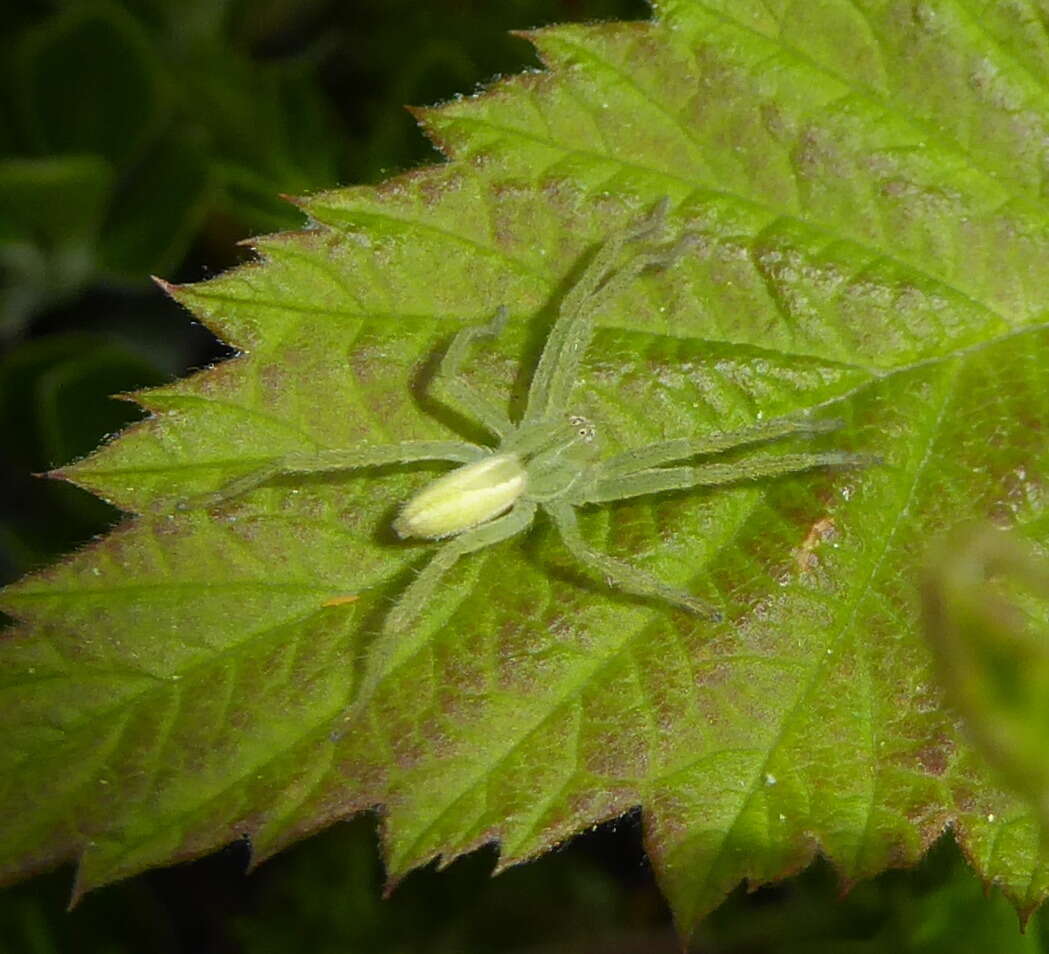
(2, 1, 1049, 951)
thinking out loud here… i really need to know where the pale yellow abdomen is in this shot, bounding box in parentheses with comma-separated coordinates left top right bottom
(393, 453, 527, 539)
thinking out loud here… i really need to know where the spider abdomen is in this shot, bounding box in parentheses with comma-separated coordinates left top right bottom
(393, 453, 527, 540)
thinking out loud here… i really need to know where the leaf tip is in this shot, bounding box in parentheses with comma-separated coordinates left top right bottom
(407, 104, 456, 159)
(67, 855, 91, 911)
(36, 465, 71, 485)
(405, 103, 432, 125)
(277, 192, 309, 209)
(507, 27, 538, 43)
(150, 274, 180, 297)
(510, 24, 558, 63)
(108, 388, 152, 408)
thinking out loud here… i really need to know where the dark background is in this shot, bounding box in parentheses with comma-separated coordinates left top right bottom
(1, 2, 1046, 951)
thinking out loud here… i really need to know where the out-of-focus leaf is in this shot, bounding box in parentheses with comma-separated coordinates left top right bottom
(227, 0, 332, 50)
(0, 157, 112, 246)
(13, 1, 168, 167)
(0, 333, 166, 572)
(180, 57, 343, 230)
(0, 333, 163, 470)
(701, 837, 1049, 954)
(100, 135, 214, 280)
(924, 526, 1049, 834)
(0, 156, 113, 335)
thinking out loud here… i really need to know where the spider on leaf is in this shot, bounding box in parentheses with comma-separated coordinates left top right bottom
(185, 199, 872, 636)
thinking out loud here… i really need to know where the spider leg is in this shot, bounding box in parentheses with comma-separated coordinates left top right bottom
(592, 415, 845, 481)
(524, 199, 690, 422)
(383, 498, 537, 635)
(578, 451, 877, 505)
(178, 440, 488, 510)
(433, 305, 514, 439)
(545, 501, 720, 618)
(548, 199, 671, 331)
(347, 500, 538, 714)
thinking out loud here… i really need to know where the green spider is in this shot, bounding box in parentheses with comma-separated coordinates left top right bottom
(187, 200, 869, 634)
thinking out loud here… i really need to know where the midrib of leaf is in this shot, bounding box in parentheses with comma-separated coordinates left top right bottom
(180, 286, 364, 323)
(301, 208, 550, 283)
(593, 324, 1049, 448)
(75, 329, 866, 492)
(610, 326, 874, 371)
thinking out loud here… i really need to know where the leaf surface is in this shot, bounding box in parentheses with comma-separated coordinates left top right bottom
(4, 0, 1049, 935)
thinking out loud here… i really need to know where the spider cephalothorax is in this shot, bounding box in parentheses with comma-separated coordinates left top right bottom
(185, 199, 870, 640)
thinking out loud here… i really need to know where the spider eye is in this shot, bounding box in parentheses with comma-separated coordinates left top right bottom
(568, 415, 595, 442)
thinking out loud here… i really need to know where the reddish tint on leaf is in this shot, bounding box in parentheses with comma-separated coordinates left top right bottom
(3, 0, 1049, 939)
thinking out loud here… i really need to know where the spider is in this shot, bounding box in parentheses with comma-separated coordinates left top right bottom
(185, 199, 870, 636)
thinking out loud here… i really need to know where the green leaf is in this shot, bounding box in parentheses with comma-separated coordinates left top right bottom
(99, 134, 213, 280)
(13, 2, 168, 167)
(4, 0, 1049, 939)
(923, 527, 1049, 835)
(177, 56, 345, 232)
(0, 332, 165, 471)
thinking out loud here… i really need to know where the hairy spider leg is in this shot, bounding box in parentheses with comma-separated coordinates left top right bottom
(384, 498, 537, 634)
(524, 198, 675, 423)
(545, 500, 721, 619)
(580, 451, 875, 505)
(433, 304, 513, 439)
(179, 440, 487, 510)
(179, 306, 513, 512)
(330, 500, 536, 726)
(591, 415, 846, 482)
(524, 233, 701, 424)
(341, 500, 540, 713)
